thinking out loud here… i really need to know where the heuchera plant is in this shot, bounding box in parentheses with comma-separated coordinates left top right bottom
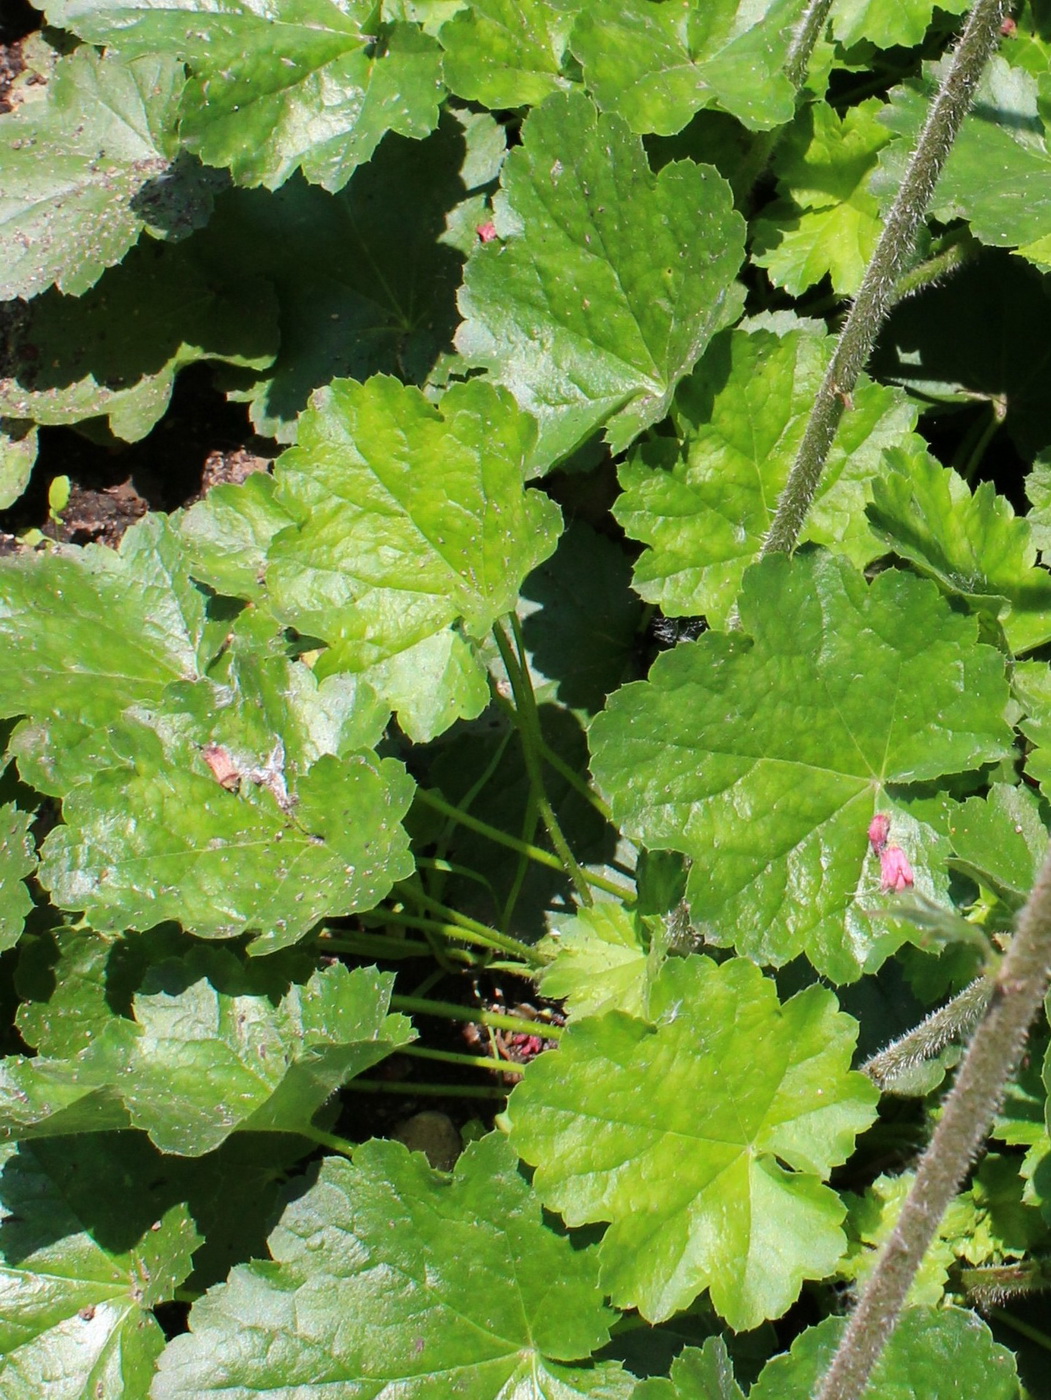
(4, 0, 1051, 1395)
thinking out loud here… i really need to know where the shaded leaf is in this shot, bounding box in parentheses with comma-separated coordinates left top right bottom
(0, 1138, 200, 1398)
(0, 239, 278, 444)
(152, 1133, 630, 1398)
(509, 954, 878, 1329)
(0, 45, 216, 299)
(589, 551, 1013, 981)
(266, 375, 563, 740)
(631, 1339, 744, 1400)
(616, 321, 919, 626)
(49, 0, 444, 192)
(456, 89, 746, 468)
(0, 421, 36, 511)
(571, 0, 805, 135)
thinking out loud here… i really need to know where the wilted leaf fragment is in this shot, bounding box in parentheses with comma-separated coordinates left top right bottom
(152, 1133, 627, 1398)
(266, 375, 563, 738)
(571, 0, 805, 135)
(589, 551, 1013, 981)
(750, 1306, 1018, 1400)
(616, 323, 918, 625)
(0, 805, 35, 953)
(0, 1139, 200, 1398)
(509, 955, 878, 1329)
(457, 90, 746, 467)
(0, 46, 212, 298)
(867, 448, 1051, 653)
(47, 0, 444, 192)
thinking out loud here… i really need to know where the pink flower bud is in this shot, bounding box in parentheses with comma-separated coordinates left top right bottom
(879, 844, 914, 893)
(476, 221, 498, 243)
(868, 813, 890, 852)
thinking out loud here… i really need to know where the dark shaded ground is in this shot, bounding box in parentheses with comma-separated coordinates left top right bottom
(0, 365, 277, 550)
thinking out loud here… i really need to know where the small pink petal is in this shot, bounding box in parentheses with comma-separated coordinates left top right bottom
(868, 813, 890, 852)
(879, 844, 914, 893)
(476, 221, 498, 243)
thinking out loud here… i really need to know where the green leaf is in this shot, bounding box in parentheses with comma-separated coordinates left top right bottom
(1015, 659, 1051, 794)
(875, 58, 1051, 258)
(195, 110, 500, 442)
(49, 0, 445, 193)
(946, 783, 1048, 906)
(752, 98, 891, 296)
(867, 446, 1051, 653)
(830, 0, 970, 49)
(538, 903, 660, 1020)
(840, 1172, 956, 1306)
(1, 956, 413, 1153)
(508, 954, 878, 1329)
(589, 551, 1013, 981)
(631, 1339, 744, 1400)
(39, 747, 414, 951)
(456, 89, 746, 468)
(0, 422, 37, 512)
(0, 804, 34, 953)
(439, 0, 579, 108)
(0, 515, 209, 724)
(0, 1137, 200, 1398)
(616, 322, 919, 626)
(570, 0, 805, 135)
(152, 1133, 631, 1398)
(749, 1306, 1019, 1400)
(0, 239, 279, 444)
(0, 45, 217, 299)
(177, 473, 293, 602)
(265, 375, 563, 740)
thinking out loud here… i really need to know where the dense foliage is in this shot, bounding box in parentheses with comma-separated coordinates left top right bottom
(2, 0, 1051, 1395)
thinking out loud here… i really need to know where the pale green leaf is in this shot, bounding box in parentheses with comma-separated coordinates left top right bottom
(571, 0, 806, 135)
(440, 0, 579, 108)
(753, 98, 890, 296)
(509, 954, 878, 1329)
(1016, 659, 1051, 794)
(538, 904, 658, 1020)
(616, 322, 919, 626)
(49, 0, 444, 192)
(266, 375, 563, 740)
(0, 45, 216, 298)
(839, 1172, 956, 1306)
(177, 473, 292, 602)
(589, 551, 1013, 981)
(750, 1306, 1018, 1400)
(456, 89, 746, 468)
(867, 446, 1051, 653)
(152, 1133, 630, 1398)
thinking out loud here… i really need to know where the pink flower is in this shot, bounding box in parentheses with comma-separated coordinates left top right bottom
(476, 221, 498, 243)
(879, 844, 914, 893)
(868, 813, 890, 852)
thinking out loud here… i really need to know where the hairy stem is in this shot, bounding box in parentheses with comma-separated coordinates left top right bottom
(784, 0, 836, 88)
(815, 838, 1051, 1400)
(861, 976, 992, 1090)
(763, 0, 1008, 558)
